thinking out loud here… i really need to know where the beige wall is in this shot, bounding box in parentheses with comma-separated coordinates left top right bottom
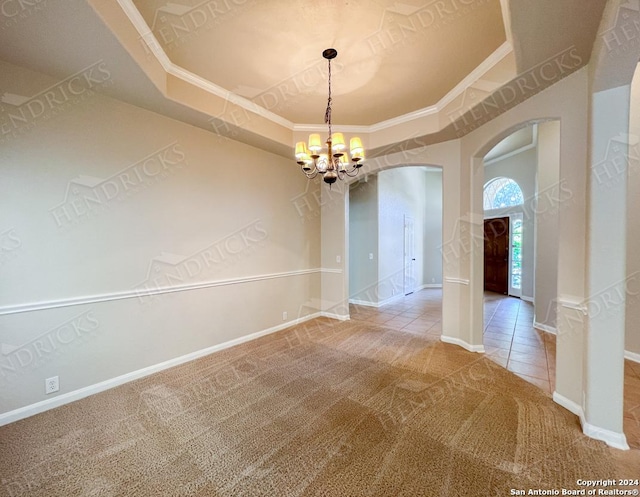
(534, 121, 561, 331)
(0, 60, 321, 416)
(422, 171, 443, 287)
(626, 63, 640, 357)
(349, 176, 379, 304)
(377, 167, 428, 302)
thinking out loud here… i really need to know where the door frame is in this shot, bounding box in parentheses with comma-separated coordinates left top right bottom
(403, 215, 415, 296)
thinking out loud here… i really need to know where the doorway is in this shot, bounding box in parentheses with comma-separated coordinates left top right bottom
(484, 217, 509, 294)
(404, 215, 415, 295)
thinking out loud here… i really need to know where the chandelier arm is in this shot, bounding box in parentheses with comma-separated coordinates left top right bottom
(303, 169, 319, 179)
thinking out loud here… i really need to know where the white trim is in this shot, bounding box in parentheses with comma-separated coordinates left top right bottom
(625, 350, 640, 364)
(320, 268, 343, 274)
(320, 312, 350, 321)
(256, 41, 511, 133)
(348, 299, 378, 307)
(559, 299, 587, 315)
(552, 391, 629, 450)
(0, 268, 331, 316)
(168, 65, 294, 130)
(0, 310, 337, 426)
(521, 295, 534, 303)
(533, 321, 557, 335)
(368, 42, 513, 133)
(293, 124, 371, 134)
(553, 391, 583, 417)
(581, 421, 629, 451)
(444, 277, 470, 286)
(348, 293, 404, 308)
(117, 0, 293, 130)
(440, 335, 485, 353)
(377, 293, 404, 307)
(115, 1, 514, 135)
(418, 284, 443, 289)
(116, 0, 172, 71)
(483, 141, 537, 166)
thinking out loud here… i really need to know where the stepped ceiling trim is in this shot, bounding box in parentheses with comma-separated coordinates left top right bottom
(116, 0, 513, 134)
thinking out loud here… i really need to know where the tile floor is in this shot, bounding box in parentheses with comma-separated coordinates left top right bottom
(348, 288, 640, 449)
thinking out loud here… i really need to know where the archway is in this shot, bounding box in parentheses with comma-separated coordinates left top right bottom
(471, 122, 561, 396)
(346, 165, 443, 309)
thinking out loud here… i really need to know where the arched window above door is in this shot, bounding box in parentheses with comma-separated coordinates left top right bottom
(483, 177, 524, 210)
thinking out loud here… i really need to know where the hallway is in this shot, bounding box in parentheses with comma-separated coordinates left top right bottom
(349, 289, 640, 449)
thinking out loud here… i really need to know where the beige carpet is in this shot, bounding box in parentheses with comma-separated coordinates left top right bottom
(1, 318, 638, 496)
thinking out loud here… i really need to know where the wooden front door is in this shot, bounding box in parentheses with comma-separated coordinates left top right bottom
(484, 217, 509, 294)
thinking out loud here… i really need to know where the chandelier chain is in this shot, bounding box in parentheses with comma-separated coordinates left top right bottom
(324, 58, 332, 137)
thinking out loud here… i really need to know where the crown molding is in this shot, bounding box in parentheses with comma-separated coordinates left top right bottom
(116, 0, 294, 130)
(116, 0, 512, 136)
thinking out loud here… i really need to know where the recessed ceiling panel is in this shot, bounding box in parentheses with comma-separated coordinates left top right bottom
(132, 0, 507, 124)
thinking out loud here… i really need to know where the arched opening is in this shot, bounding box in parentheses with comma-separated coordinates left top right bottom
(473, 121, 561, 397)
(483, 177, 525, 297)
(346, 164, 444, 337)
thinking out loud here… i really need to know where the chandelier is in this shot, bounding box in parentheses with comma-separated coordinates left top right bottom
(295, 48, 365, 185)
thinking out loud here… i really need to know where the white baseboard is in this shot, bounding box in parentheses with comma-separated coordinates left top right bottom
(349, 293, 403, 308)
(625, 350, 640, 364)
(533, 321, 557, 335)
(440, 335, 485, 353)
(418, 284, 442, 289)
(349, 299, 378, 307)
(581, 421, 629, 450)
(378, 294, 404, 307)
(521, 295, 534, 303)
(0, 311, 334, 427)
(321, 312, 350, 321)
(553, 391, 629, 450)
(552, 391, 583, 417)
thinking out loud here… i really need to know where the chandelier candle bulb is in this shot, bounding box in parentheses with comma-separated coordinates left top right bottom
(294, 48, 365, 186)
(308, 134, 322, 154)
(350, 137, 364, 161)
(332, 133, 346, 152)
(295, 142, 309, 162)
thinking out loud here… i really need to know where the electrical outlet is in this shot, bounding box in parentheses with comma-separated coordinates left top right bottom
(45, 376, 59, 395)
(431, 278, 435, 283)
(336, 255, 341, 263)
(282, 311, 288, 321)
(369, 253, 373, 260)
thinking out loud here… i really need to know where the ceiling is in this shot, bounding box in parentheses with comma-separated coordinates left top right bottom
(131, 0, 506, 125)
(484, 125, 536, 164)
(0, 0, 609, 157)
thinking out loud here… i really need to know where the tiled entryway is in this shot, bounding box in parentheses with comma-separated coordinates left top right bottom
(348, 288, 640, 449)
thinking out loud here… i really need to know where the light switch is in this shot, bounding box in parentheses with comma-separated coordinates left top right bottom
(336, 255, 341, 263)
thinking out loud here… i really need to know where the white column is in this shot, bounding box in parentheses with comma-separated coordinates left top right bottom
(320, 181, 350, 320)
(583, 85, 630, 449)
